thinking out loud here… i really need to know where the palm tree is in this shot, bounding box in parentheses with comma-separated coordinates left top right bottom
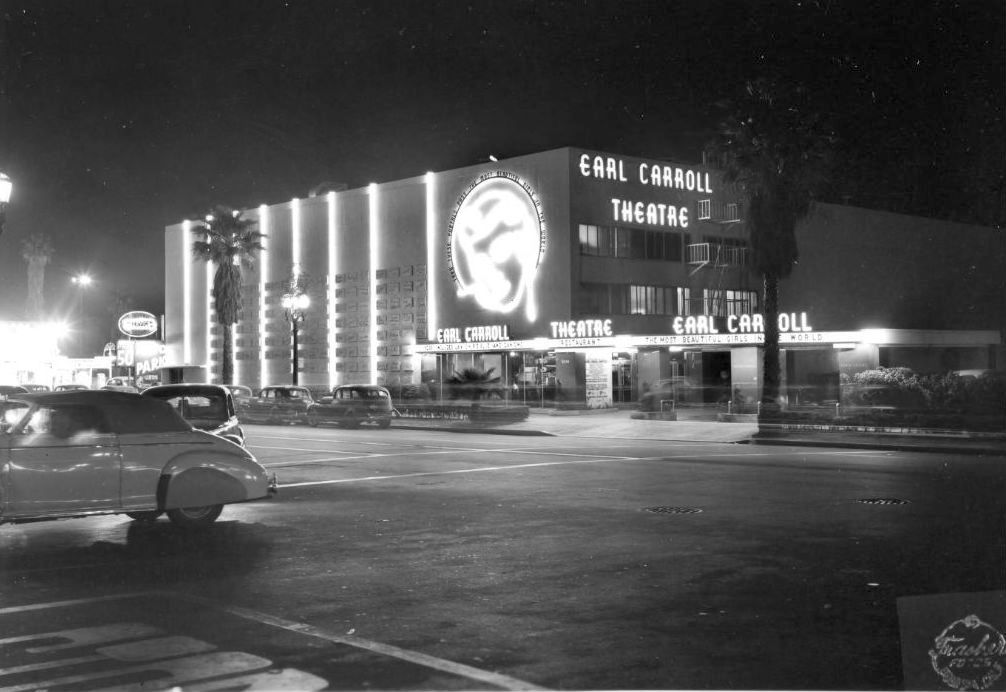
(191, 207, 265, 384)
(446, 367, 502, 402)
(21, 232, 54, 320)
(709, 77, 835, 414)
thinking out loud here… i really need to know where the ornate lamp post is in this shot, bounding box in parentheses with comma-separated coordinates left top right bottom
(0, 172, 12, 238)
(281, 290, 310, 385)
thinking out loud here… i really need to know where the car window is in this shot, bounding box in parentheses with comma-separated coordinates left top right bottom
(103, 399, 192, 434)
(21, 404, 110, 438)
(1, 401, 31, 432)
(162, 395, 226, 420)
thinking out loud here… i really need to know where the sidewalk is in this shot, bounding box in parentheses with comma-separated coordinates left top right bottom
(392, 407, 1006, 456)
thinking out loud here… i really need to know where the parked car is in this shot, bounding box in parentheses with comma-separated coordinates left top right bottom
(136, 374, 162, 391)
(0, 390, 275, 528)
(307, 384, 395, 429)
(102, 377, 139, 393)
(54, 383, 89, 391)
(223, 384, 255, 412)
(0, 385, 29, 399)
(241, 385, 315, 425)
(142, 383, 245, 447)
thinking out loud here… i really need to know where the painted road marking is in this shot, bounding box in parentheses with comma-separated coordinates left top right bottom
(0, 593, 546, 691)
(280, 455, 657, 487)
(275, 448, 893, 487)
(183, 593, 549, 691)
(0, 625, 325, 692)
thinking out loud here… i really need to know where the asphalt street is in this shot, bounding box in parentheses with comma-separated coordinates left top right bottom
(1, 425, 1004, 690)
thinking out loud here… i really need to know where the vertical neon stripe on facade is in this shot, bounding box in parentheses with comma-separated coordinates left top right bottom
(327, 191, 338, 384)
(232, 322, 239, 384)
(182, 221, 192, 365)
(259, 204, 269, 386)
(292, 197, 302, 279)
(425, 171, 436, 342)
(368, 183, 378, 382)
(206, 261, 213, 381)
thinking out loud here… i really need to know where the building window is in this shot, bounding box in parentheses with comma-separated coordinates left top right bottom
(677, 287, 697, 316)
(578, 224, 683, 262)
(580, 283, 677, 316)
(698, 199, 711, 220)
(579, 224, 600, 255)
(704, 288, 759, 317)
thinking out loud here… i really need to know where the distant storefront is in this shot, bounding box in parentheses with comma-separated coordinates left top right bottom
(162, 147, 1005, 407)
(0, 321, 113, 389)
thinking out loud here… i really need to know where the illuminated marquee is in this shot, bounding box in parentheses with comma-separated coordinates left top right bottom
(447, 171, 546, 322)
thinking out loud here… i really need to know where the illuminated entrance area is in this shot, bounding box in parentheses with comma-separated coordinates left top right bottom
(420, 351, 567, 408)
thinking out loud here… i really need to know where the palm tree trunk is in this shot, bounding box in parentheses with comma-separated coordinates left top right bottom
(221, 321, 234, 384)
(761, 272, 782, 418)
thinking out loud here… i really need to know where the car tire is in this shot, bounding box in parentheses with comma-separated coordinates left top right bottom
(167, 504, 223, 528)
(307, 411, 320, 427)
(126, 510, 163, 522)
(378, 418, 391, 429)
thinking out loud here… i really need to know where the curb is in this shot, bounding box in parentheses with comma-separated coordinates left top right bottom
(748, 435, 1005, 456)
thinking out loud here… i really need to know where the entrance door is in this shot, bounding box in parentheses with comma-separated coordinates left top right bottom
(612, 352, 634, 403)
(702, 351, 732, 404)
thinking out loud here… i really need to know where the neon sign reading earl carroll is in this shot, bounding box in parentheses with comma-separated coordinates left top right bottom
(578, 154, 713, 193)
(674, 312, 812, 335)
(437, 324, 512, 344)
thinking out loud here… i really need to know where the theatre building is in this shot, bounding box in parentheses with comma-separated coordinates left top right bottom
(162, 147, 1004, 408)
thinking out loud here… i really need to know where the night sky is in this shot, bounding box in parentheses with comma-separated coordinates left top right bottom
(1, 0, 1003, 348)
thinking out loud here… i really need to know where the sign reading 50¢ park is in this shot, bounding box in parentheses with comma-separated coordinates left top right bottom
(118, 311, 158, 338)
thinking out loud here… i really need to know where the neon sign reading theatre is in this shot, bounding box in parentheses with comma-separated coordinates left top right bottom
(447, 171, 546, 322)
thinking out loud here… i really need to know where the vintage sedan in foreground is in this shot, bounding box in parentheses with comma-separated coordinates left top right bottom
(0, 391, 275, 528)
(307, 384, 395, 428)
(142, 383, 245, 447)
(240, 385, 315, 425)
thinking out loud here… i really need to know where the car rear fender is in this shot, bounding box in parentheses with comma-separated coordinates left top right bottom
(157, 452, 269, 510)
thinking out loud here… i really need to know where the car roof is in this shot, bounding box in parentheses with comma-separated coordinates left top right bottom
(143, 383, 231, 397)
(9, 390, 192, 433)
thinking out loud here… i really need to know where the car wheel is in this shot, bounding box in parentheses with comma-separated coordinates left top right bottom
(378, 418, 391, 429)
(167, 504, 223, 528)
(307, 411, 320, 427)
(126, 510, 163, 522)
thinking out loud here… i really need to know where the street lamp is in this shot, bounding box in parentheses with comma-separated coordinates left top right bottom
(0, 172, 12, 238)
(281, 290, 310, 385)
(71, 273, 94, 356)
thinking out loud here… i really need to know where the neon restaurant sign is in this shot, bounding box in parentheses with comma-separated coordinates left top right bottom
(446, 171, 546, 322)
